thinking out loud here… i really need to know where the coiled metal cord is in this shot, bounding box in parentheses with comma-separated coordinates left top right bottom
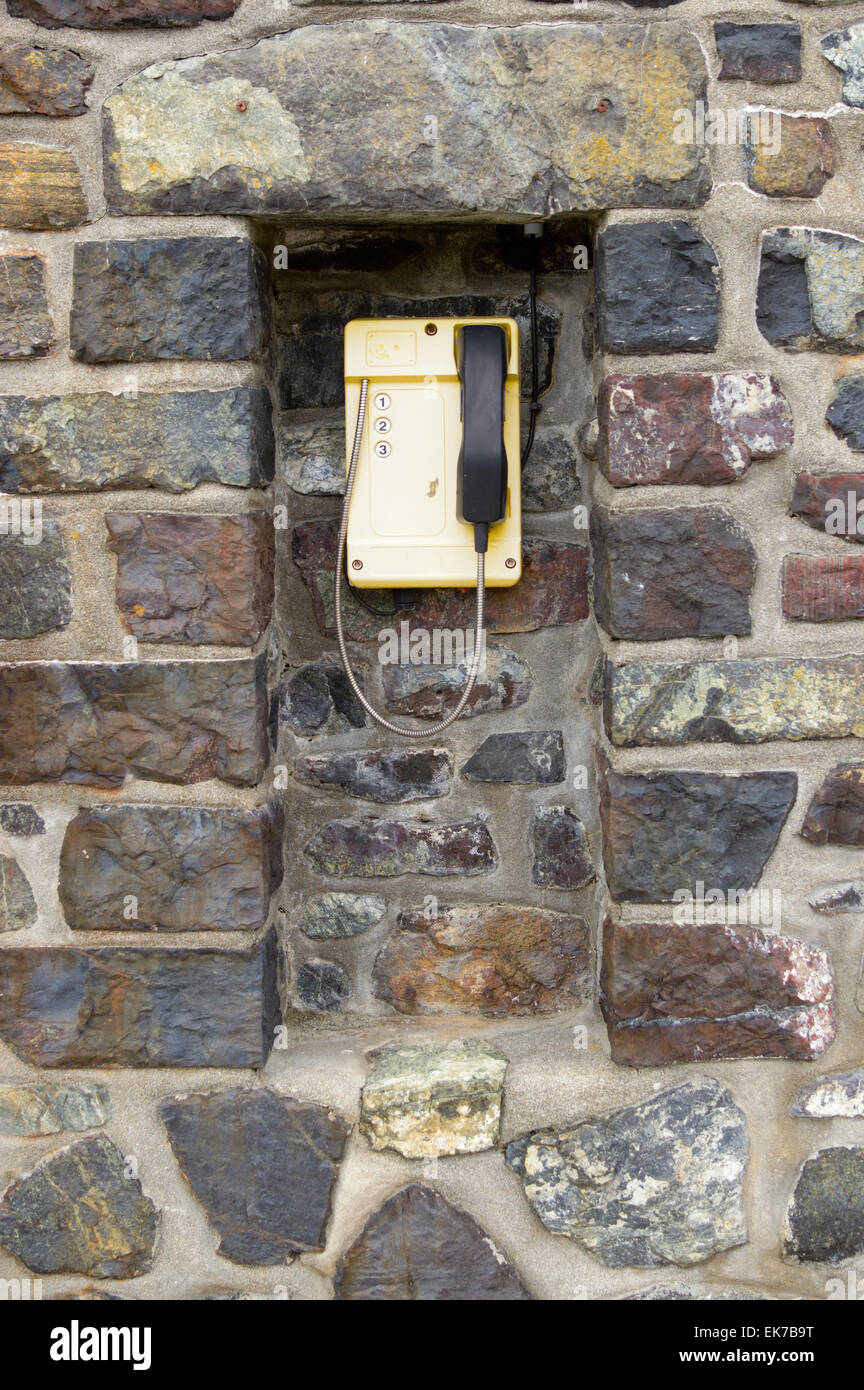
(334, 376, 487, 737)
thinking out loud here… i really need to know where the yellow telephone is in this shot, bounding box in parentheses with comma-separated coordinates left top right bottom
(335, 316, 524, 737)
(342, 317, 522, 588)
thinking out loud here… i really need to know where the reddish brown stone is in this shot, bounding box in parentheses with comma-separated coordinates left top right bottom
(0, 657, 267, 789)
(372, 902, 591, 1017)
(304, 818, 497, 879)
(0, 141, 87, 229)
(591, 505, 756, 640)
(0, 45, 92, 115)
(601, 918, 835, 1066)
(800, 764, 864, 846)
(600, 372, 793, 487)
(746, 115, 834, 199)
(105, 512, 274, 646)
(782, 554, 864, 622)
(6, 0, 240, 26)
(790, 473, 864, 545)
(531, 806, 595, 890)
(291, 518, 588, 640)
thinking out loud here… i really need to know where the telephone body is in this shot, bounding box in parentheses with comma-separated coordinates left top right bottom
(343, 316, 522, 588)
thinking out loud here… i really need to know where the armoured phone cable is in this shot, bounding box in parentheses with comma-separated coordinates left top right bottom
(334, 377, 486, 737)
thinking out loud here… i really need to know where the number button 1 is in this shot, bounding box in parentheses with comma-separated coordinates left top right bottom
(373, 392, 391, 411)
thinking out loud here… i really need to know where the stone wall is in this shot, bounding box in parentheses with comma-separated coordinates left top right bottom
(0, 0, 863, 1301)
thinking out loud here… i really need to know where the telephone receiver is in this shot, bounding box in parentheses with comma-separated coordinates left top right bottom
(455, 324, 509, 552)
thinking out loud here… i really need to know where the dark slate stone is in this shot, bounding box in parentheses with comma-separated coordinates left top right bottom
(0, 43, 93, 115)
(292, 518, 588, 639)
(756, 235, 813, 347)
(276, 292, 559, 410)
(469, 218, 594, 275)
(598, 759, 797, 902)
(461, 731, 565, 784)
(0, 522, 72, 637)
(0, 253, 54, 359)
(0, 804, 45, 836)
(280, 414, 344, 496)
(506, 1081, 747, 1267)
(161, 1089, 349, 1264)
(0, 855, 37, 932)
(295, 749, 451, 803)
(70, 237, 272, 364)
(531, 806, 595, 889)
(59, 803, 283, 931)
(7, 0, 241, 24)
(601, 918, 834, 1066)
(756, 228, 864, 352)
(335, 1185, 532, 1300)
(279, 662, 367, 736)
(714, 23, 802, 83)
(0, 387, 274, 493)
(0, 932, 280, 1067)
(0, 1136, 158, 1278)
(0, 655, 268, 789)
(381, 646, 532, 721)
(296, 959, 350, 1012)
(105, 512, 274, 646)
(274, 229, 425, 275)
(784, 1148, 864, 1264)
(826, 377, 864, 450)
(800, 763, 864, 846)
(596, 221, 720, 354)
(521, 425, 582, 512)
(304, 818, 497, 879)
(790, 472, 864, 544)
(591, 505, 756, 640)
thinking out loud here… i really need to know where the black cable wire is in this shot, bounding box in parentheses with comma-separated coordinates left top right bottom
(521, 235, 542, 468)
(343, 548, 416, 618)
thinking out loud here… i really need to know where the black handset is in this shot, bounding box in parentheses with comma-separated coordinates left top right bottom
(455, 324, 508, 553)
